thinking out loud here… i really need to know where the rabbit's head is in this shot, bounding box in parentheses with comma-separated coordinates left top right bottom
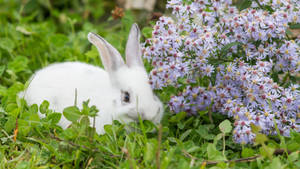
(87, 24, 163, 125)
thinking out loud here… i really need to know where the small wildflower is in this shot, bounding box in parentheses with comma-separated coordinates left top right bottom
(144, 0, 300, 144)
(111, 7, 124, 20)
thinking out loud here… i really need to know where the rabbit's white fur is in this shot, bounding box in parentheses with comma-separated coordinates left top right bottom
(21, 24, 163, 134)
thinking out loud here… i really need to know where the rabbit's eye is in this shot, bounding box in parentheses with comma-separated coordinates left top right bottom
(122, 91, 130, 103)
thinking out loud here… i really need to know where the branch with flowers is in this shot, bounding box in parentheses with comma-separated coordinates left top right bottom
(143, 0, 300, 144)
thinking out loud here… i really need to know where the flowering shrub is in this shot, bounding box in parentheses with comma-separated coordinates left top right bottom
(143, 0, 300, 144)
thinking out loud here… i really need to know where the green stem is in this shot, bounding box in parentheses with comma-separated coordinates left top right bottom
(223, 133, 226, 158)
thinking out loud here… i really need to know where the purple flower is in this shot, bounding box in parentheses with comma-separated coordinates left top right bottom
(144, 0, 300, 144)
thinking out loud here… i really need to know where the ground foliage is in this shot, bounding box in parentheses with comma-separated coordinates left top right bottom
(0, 0, 299, 168)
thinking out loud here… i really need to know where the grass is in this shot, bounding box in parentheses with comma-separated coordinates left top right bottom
(0, 1, 299, 168)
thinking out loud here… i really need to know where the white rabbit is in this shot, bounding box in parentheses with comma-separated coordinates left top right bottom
(20, 23, 164, 134)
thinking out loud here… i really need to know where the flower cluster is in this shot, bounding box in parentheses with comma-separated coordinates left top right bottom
(143, 0, 300, 144)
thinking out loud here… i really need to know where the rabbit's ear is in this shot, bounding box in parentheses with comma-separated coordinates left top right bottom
(88, 32, 125, 72)
(125, 23, 144, 68)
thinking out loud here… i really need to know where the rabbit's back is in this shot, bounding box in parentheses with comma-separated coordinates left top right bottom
(23, 62, 116, 132)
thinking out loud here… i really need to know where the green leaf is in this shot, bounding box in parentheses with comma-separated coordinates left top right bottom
(169, 111, 186, 123)
(63, 106, 81, 122)
(198, 109, 208, 116)
(39, 100, 50, 114)
(79, 115, 90, 126)
(8, 56, 29, 73)
(219, 120, 232, 134)
(263, 5, 274, 13)
(167, 137, 178, 143)
(6, 103, 18, 114)
(49, 34, 68, 47)
(85, 47, 99, 60)
(19, 109, 40, 129)
(63, 127, 77, 139)
(81, 100, 98, 117)
(18, 119, 31, 136)
(0, 85, 7, 96)
(177, 122, 185, 129)
(144, 141, 156, 162)
(196, 128, 215, 140)
(265, 157, 283, 169)
(104, 124, 113, 135)
(286, 29, 293, 36)
(142, 27, 153, 38)
(290, 23, 300, 29)
(290, 131, 300, 144)
(236, 0, 252, 11)
(16, 161, 30, 169)
(0, 37, 15, 52)
(47, 112, 62, 124)
(207, 143, 226, 161)
(180, 129, 192, 141)
(241, 148, 255, 158)
(216, 162, 227, 169)
(0, 65, 5, 77)
(255, 133, 268, 145)
(222, 42, 241, 52)
(259, 145, 274, 160)
(28, 104, 38, 114)
(26, 137, 56, 154)
(287, 142, 300, 151)
(213, 133, 223, 145)
(4, 116, 16, 132)
(16, 26, 33, 35)
(295, 161, 300, 168)
(143, 120, 156, 133)
(288, 151, 299, 162)
(186, 146, 201, 153)
(28, 112, 40, 126)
